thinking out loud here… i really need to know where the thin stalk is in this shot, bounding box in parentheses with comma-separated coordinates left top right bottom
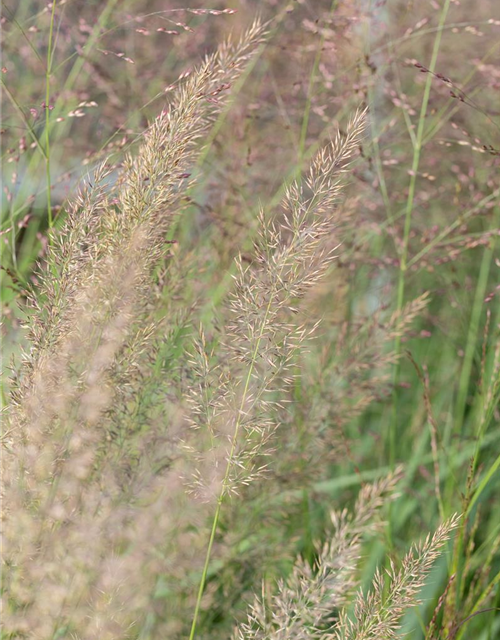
(468, 448, 500, 519)
(363, 2, 398, 257)
(454, 204, 500, 434)
(1, 81, 47, 160)
(298, 38, 322, 165)
(448, 337, 500, 609)
(189, 181, 324, 635)
(421, 38, 500, 147)
(188, 292, 276, 639)
(455, 570, 500, 640)
(407, 189, 500, 269)
(2, 3, 44, 64)
(298, 0, 338, 167)
(466, 362, 500, 517)
(45, 0, 57, 228)
(10, 0, 119, 225)
(389, 0, 451, 465)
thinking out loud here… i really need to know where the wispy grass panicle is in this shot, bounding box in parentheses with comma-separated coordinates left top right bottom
(333, 515, 460, 640)
(185, 108, 367, 501)
(235, 506, 458, 640)
(187, 108, 366, 638)
(2, 21, 266, 638)
(8, 19, 267, 440)
(234, 470, 402, 640)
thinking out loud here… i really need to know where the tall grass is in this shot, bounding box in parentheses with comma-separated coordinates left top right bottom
(2, 1, 500, 639)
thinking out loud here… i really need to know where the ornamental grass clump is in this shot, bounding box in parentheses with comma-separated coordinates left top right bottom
(2, 15, 464, 640)
(2, 21, 267, 637)
(234, 474, 459, 640)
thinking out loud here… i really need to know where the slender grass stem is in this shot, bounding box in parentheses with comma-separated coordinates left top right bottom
(298, 0, 338, 168)
(448, 306, 500, 609)
(189, 290, 277, 639)
(454, 204, 500, 435)
(1, 3, 43, 63)
(1, 81, 47, 160)
(363, 3, 398, 257)
(44, 0, 57, 229)
(389, 0, 452, 465)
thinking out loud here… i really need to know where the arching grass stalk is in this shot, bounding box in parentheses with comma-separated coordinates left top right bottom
(389, 0, 452, 465)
